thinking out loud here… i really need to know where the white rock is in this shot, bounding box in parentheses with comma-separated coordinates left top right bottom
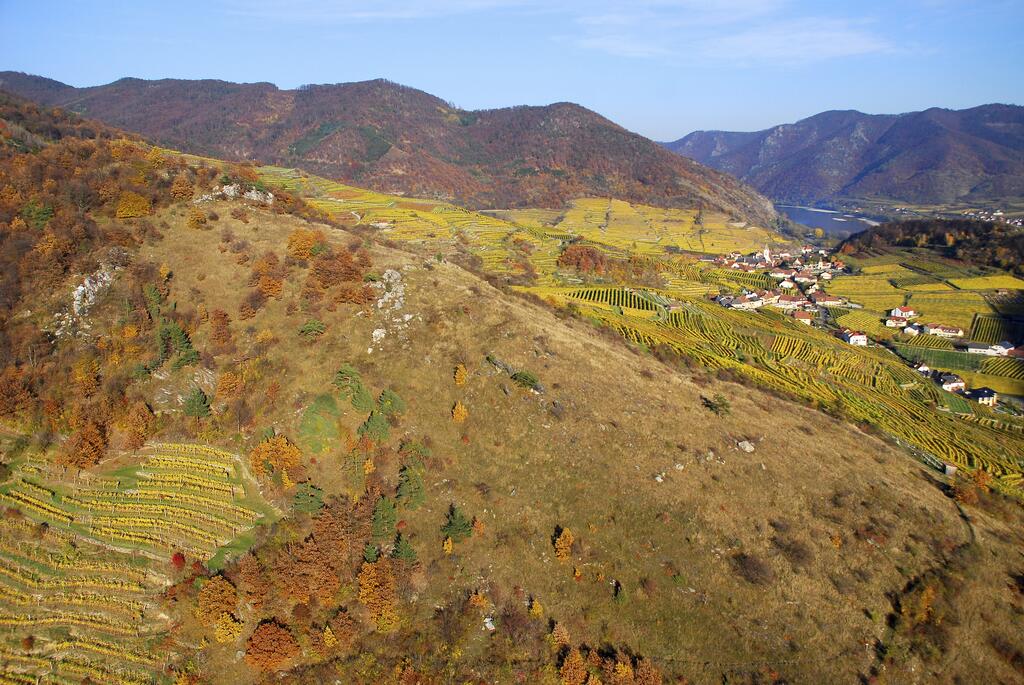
(738, 440, 755, 453)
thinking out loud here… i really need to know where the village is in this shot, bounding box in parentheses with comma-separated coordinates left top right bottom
(709, 244, 1020, 409)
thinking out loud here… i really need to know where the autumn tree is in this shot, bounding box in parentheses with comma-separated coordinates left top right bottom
(122, 401, 155, 451)
(210, 309, 233, 346)
(454, 363, 468, 386)
(554, 527, 574, 562)
(452, 401, 468, 423)
(59, 416, 108, 469)
(357, 557, 398, 631)
(249, 435, 301, 478)
(196, 575, 237, 623)
(186, 206, 207, 230)
(245, 620, 300, 671)
(560, 647, 587, 685)
(216, 371, 243, 399)
(116, 191, 151, 219)
(0, 366, 31, 419)
(170, 173, 193, 200)
(287, 228, 325, 260)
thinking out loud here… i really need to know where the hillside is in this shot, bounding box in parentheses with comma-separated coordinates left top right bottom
(839, 218, 1024, 275)
(2, 91, 1024, 684)
(665, 105, 1024, 206)
(0, 72, 777, 224)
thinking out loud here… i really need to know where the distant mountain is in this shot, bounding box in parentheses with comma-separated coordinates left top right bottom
(0, 72, 776, 224)
(664, 105, 1024, 206)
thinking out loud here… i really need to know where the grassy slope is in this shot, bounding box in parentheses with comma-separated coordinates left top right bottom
(143, 200, 1024, 683)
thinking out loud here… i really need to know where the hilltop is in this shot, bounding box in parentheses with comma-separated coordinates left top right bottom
(665, 105, 1024, 207)
(0, 72, 777, 225)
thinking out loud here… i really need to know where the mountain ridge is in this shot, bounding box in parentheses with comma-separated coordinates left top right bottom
(0, 71, 777, 224)
(664, 104, 1024, 206)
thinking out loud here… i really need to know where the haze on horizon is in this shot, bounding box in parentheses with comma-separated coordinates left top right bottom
(1, 0, 1022, 140)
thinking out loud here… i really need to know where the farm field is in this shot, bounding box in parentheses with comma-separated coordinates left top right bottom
(0, 443, 274, 683)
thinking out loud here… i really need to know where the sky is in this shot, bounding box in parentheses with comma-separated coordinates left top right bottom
(1, 0, 1022, 140)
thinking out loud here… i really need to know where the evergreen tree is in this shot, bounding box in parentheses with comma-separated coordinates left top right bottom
(183, 388, 211, 420)
(371, 496, 397, 541)
(363, 543, 379, 563)
(396, 463, 425, 510)
(441, 504, 472, 543)
(391, 533, 416, 562)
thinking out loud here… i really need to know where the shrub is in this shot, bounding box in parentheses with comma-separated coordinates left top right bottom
(511, 370, 540, 390)
(553, 527, 574, 562)
(702, 393, 731, 416)
(731, 552, 774, 585)
(299, 319, 326, 338)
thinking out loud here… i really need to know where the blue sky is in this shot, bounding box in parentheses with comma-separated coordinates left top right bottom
(1, 0, 1021, 139)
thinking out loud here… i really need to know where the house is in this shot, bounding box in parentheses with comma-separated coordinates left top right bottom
(915, 363, 930, 375)
(812, 292, 843, 306)
(966, 342, 998, 356)
(819, 271, 833, 281)
(770, 268, 795, 279)
(793, 271, 817, 284)
(791, 311, 814, 325)
(779, 279, 796, 290)
(904, 324, 922, 336)
(939, 373, 965, 393)
(965, 387, 998, 406)
(890, 306, 917, 318)
(841, 329, 868, 346)
(922, 323, 964, 338)
(885, 316, 908, 328)
(775, 294, 808, 309)
(992, 341, 1016, 356)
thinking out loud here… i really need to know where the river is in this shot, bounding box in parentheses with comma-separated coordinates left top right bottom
(777, 205, 878, 238)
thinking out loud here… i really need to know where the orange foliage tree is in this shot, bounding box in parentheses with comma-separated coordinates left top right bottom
(0, 366, 31, 419)
(287, 228, 325, 260)
(170, 173, 193, 200)
(59, 416, 108, 469)
(122, 401, 155, 452)
(245, 621, 299, 671)
(210, 309, 233, 346)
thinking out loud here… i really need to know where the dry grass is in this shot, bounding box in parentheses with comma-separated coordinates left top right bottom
(129, 200, 1024, 684)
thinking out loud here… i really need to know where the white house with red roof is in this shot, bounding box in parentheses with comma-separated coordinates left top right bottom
(890, 306, 918, 318)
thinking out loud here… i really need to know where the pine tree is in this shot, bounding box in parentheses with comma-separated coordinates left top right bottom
(371, 496, 397, 541)
(441, 504, 472, 543)
(392, 533, 416, 562)
(396, 463, 425, 510)
(363, 543, 379, 562)
(183, 388, 211, 421)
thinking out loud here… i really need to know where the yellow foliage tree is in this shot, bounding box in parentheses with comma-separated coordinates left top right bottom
(560, 647, 587, 685)
(116, 191, 151, 219)
(287, 228, 325, 260)
(452, 401, 468, 423)
(249, 435, 301, 478)
(214, 612, 243, 643)
(442, 537, 453, 555)
(216, 371, 243, 399)
(454, 364, 468, 386)
(357, 558, 399, 632)
(529, 597, 544, 619)
(554, 528, 574, 562)
(187, 206, 207, 230)
(196, 575, 237, 623)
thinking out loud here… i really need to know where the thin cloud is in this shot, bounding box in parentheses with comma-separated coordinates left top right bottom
(706, 18, 893, 65)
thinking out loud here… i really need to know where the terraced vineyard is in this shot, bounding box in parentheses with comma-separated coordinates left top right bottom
(0, 443, 273, 683)
(970, 314, 1024, 344)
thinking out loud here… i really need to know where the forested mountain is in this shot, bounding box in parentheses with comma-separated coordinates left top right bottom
(665, 105, 1024, 205)
(0, 72, 776, 224)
